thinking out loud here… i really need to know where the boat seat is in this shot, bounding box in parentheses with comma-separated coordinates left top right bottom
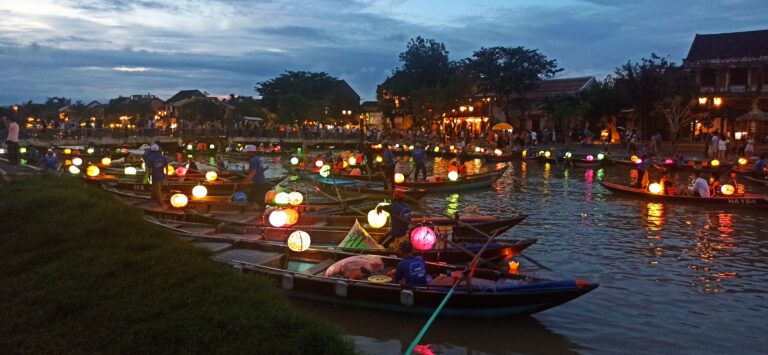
(300, 259, 336, 275)
(311, 221, 328, 227)
(214, 249, 282, 266)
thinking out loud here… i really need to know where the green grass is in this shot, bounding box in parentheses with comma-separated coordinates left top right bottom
(0, 176, 356, 354)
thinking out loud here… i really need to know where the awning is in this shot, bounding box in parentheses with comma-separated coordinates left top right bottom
(735, 108, 768, 122)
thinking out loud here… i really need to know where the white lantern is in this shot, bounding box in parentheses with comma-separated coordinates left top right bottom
(125, 166, 137, 175)
(72, 157, 83, 166)
(288, 191, 304, 206)
(315, 160, 324, 168)
(287, 230, 311, 252)
(192, 185, 208, 199)
(170, 193, 188, 208)
(394, 173, 405, 183)
(205, 171, 218, 181)
(68, 165, 80, 174)
(348, 156, 357, 165)
(319, 164, 331, 177)
(290, 156, 299, 165)
(367, 209, 389, 229)
(269, 209, 288, 227)
(648, 183, 662, 194)
(448, 171, 459, 181)
(274, 192, 290, 205)
(101, 157, 111, 166)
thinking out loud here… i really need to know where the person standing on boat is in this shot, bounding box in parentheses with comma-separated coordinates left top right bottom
(147, 144, 168, 208)
(392, 241, 428, 286)
(245, 144, 269, 209)
(377, 189, 411, 248)
(1, 113, 20, 165)
(382, 142, 396, 189)
(411, 143, 427, 182)
(691, 171, 710, 198)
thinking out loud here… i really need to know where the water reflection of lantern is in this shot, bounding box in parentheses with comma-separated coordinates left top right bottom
(315, 160, 324, 168)
(205, 171, 218, 181)
(290, 156, 299, 165)
(86, 165, 100, 177)
(448, 171, 459, 181)
(68, 165, 80, 174)
(170, 193, 188, 208)
(720, 184, 735, 196)
(175, 166, 188, 176)
(394, 173, 405, 183)
(192, 185, 208, 199)
(269, 209, 288, 227)
(410, 226, 437, 250)
(494, 149, 502, 156)
(125, 166, 137, 175)
(284, 208, 299, 226)
(597, 153, 605, 160)
(586, 155, 594, 162)
(274, 192, 290, 205)
(72, 157, 83, 166)
(319, 164, 331, 177)
(367, 208, 389, 228)
(287, 230, 311, 252)
(648, 182, 662, 194)
(710, 159, 720, 167)
(288, 191, 303, 206)
(738, 157, 747, 165)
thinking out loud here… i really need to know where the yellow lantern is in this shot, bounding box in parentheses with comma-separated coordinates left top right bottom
(544, 151, 551, 158)
(315, 160, 324, 168)
(648, 182, 662, 194)
(290, 156, 299, 165)
(319, 164, 331, 177)
(375, 155, 383, 163)
(192, 185, 208, 199)
(101, 157, 111, 166)
(711, 159, 720, 167)
(86, 165, 100, 177)
(64, 148, 72, 155)
(630, 155, 639, 163)
(738, 157, 747, 165)
(349, 156, 357, 165)
(86, 147, 95, 155)
(274, 192, 290, 205)
(170, 193, 188, 208)
(124, 166, 137, 175)
(166, 164, 174, 176)
(367, 209, 389, 229)
(433, 146, 439, 153)
(720, 184, 735, 196)
(72, 157, 83, 166)
(448, 171, 459, 181)
(68, 165, 80, 174)
(394, 173, 405, 183)
(287, 230, 311, 252)
(284, 208, 299, 226)
(205, 171, 218, 181)
(288, 191, 304, 206)
(522, 150, 527, 158)
(269, 209, 288, 227)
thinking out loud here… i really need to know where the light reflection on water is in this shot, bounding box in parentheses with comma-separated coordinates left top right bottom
(263, 157, 767, 354)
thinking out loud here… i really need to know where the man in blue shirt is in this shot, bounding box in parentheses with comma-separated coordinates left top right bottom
(382, 142, 396, 189)
(753, 155, 766, 179)
(147, 144, 168, 208)
(42, 149, 59, 172)
(393, 241, 427, 286)
(411, 143, 426, 182)
(377, 189, 411, 248)
(245, 144, 269, 209)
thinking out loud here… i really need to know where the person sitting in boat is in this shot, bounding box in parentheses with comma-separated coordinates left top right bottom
(393, 241, 428, 287)
(245, 145, 269, 209)
(660, 170, 675, 195)
(448, 159, 467, 177)
(709, 172, 722, 197)
(691, 171, 710, 198)
(377, 189, 411, 248)
(753, 155, 766, 179)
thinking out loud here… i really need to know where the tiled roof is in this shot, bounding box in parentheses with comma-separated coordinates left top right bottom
(167, 90, 206, 103)
(528, 76, 595, 98)
(685, 29, 768, 63)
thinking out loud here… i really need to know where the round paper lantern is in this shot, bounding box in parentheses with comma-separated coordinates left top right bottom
(209, 144, 215, 149)
(269, 209, 288, 227)
(274, 192, 290, 205)
(394, 173, 405, 183)
(86, 147, 95, 154)
(586, 155, 594, 162)
(64, 148, 72, 155)
(68, 165, 80, 174)
(494, 149, 502, 156)
(175, 166, 188, 176)
(288, 191, 304, 206)
(738, 157, 747, 165)
(348, 156, 357, 165)
(367, 209, 389, 229)
(315, 160, 324, 168)
(20, 147, 27, 154)
(522, 150, 528, 158)
(409, 145, 415, 150)
(635, 158, 643, 165)
(597, 153, 605, 160)
(350, 168, 361, 176)
(664, 159, 674, 164)
(264, 190, 277, 204)
(290, 156, 299, 165)
(564, 152, 572, 159)
(192, 185, 208, 199)
(101, 157, 111, 166)
(710, 159, 720, 167)
(186, 144, 193, 150)
(648, 182, 662, 194)
(284, 208, 299, 226)
(287, 230, 311, 252)
(475, 146, 482, 153)
(630, 155, 639, 163)
(166, 164, 175, 176)
(124, 166, 137, 175)
(86, 165, 100, 177)
(170, 193, 188, 208)
(544, 151, 551, 158)
(205, 171, 218, 181)
(448, 171, 459, 181)
(410, 226, 437, 251)
(375, 155, 383, 163)
(449, 145, 455, 151)
(434, 147, 440, 153)
(720, 184, 735, 196)
(72, 157, 83, 166)
(319, 164, 331, 177)
(121, 148, 128, 155)
(343, 161, 349, 168)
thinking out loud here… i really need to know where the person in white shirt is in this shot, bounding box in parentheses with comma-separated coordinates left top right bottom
(2, 112, 20, 165)
(691, 171, 710, 198)
(717, 134, 728, 161)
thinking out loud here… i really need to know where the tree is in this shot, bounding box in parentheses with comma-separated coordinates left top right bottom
(256, 71, 358, 124)
(104, 96, 153, 123)
(468, 46, 562, 125)
(654, 95, 696, 148)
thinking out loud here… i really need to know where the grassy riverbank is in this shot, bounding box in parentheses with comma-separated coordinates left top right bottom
(0, 177, 355, 354)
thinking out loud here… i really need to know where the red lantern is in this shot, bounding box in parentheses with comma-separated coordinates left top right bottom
(410, 226, 437, 251)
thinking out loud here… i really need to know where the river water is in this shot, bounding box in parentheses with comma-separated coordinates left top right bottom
(270, 156, 767, 354)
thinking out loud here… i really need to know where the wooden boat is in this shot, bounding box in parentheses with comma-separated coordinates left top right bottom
(484, 150, 520, 162)
(662, 160, 734, 174)
(569, 156, 608, 168)
(284, 168, 428, 202)
(148, 220, 596, 317)
(735, 171, 768, 189)
(102, 176, 284, 195)
(395, 165, 508, 193)
(599, 181, 768, 207)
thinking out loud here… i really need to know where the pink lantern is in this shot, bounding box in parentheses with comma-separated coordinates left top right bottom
(586, 155, 594, 162)
(175, 166, 188, 176)
(635, 158, 643, 165)
(410, 226, 437, 251)
(664, 159, 674, 165)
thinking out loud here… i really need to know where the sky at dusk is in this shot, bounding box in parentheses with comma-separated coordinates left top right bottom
(0, 0, 766, 104)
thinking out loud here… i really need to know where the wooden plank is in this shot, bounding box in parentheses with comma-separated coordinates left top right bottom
(193, 242, 232, 253)
(213, 249, 282, 265)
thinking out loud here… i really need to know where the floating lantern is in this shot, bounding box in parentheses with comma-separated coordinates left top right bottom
(494, 149, 502, 156)
(348, 156, 357, 165)
(290, 156, 299, 165)
(68, 165, 80, 174)
(175, 166, 188, 176)
(664, 159, 674, 164)
(72, 157, 83, 166)
(410, 226, 437, 251)
(192, 185, 208, 199)
(274, 192, 290, 205)
(284, 208, 299, 226)
(287, 230, 311, 252)
(315, 159, 324, 168)
(434, 147, 440, 153)
(508, 260, 520, 274)
(86, 165, 100, 177)
(597, 153, 605, 160)
(648, 182, 662, 194)
(449, 145, 455, 151)
(170, 193, 188, 208)
(367, 208, 389, 229)
(86, 147, 95, 155)
(205, 171, 218, 181)
(101, 157, 111, 166)
(586, 155, 594, 162)
(711, 159, 720, 167)
(448, 171, 459, 181)
(319, 164, 331, 177)
(564, 152, 572, 159)
(124, 166, 137, 175)
(720, 184, 735, 196)
(288, 191, 304, 206)
(394, 173, 405, 183)
(544, 151, 551, 158)
(269, 209, 288, 227)
(64, 148, 72, 155)
(630, 155, 639, 162)
(375, 155, 383, 163)
(738, 157, 747, 165)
